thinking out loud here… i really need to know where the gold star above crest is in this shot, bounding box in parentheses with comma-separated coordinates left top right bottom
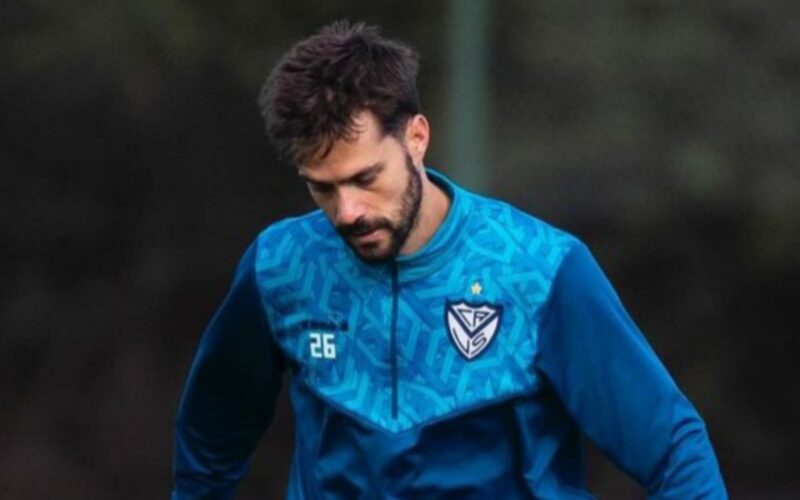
(471, 282, 482, 295)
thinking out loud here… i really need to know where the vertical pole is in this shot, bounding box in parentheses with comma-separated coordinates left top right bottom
(446, 0, 490, 192)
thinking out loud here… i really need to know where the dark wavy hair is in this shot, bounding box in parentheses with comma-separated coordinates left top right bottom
(259, 21, 421, 164)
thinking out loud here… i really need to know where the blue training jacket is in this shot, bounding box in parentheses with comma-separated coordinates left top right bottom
(172, 169, 727, 499)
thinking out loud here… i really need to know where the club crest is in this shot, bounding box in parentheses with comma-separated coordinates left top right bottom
(445, 300, 502, 360)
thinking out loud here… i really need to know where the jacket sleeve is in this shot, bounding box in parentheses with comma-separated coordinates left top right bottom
(536, 242, 727, 499)
(171, 241, 284, 500)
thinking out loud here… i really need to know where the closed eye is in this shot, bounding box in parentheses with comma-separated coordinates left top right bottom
(349, 163, 384, 188)
(299, 162, 383, 194)
(352, 172, 378, 188)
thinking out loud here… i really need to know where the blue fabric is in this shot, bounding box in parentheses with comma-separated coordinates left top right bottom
(536, 242, 727, 498)
(172, 169, 726, 499)
(173, 243, 283, 499)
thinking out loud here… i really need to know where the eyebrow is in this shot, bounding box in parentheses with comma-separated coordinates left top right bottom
(299, 162, 385, 187)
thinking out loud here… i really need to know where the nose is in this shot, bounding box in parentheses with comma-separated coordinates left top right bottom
(334, 187, 365, 227)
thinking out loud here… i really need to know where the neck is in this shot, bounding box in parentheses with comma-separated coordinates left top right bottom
(399, 169, 451, 256)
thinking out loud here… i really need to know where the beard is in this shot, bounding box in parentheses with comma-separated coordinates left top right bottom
(336, 153, 422, 263)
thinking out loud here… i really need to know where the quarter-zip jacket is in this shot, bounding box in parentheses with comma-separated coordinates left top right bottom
(172, 170, 727, 499)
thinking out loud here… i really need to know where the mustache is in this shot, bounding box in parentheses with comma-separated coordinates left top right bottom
(337, 217, 392, 237)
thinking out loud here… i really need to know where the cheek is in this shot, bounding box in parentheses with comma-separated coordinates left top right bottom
(373, 176, 405, 205)
(369, 190, 400, 217)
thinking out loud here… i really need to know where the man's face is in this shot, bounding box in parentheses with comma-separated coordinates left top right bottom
(298, 112, 423, 263)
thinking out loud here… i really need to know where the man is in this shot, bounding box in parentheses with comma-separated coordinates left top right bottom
(172, 21, 727, 499)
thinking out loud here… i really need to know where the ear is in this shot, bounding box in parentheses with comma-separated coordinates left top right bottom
(404, 114, 430, 166)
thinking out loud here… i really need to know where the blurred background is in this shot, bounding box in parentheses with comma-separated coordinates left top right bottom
(2, 0, 799, 498)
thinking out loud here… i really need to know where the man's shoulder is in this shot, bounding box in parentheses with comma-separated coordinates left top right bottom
(463, 189, 581, 267)
(252, 209, 341, 269)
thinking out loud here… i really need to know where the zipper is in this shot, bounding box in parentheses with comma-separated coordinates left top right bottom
(390, 260, 399, 419)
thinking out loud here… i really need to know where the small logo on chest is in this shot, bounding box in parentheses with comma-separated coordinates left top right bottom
(445, 300, 503, 360)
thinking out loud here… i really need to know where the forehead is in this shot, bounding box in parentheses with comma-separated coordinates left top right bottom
(299, 112, 398, 180)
